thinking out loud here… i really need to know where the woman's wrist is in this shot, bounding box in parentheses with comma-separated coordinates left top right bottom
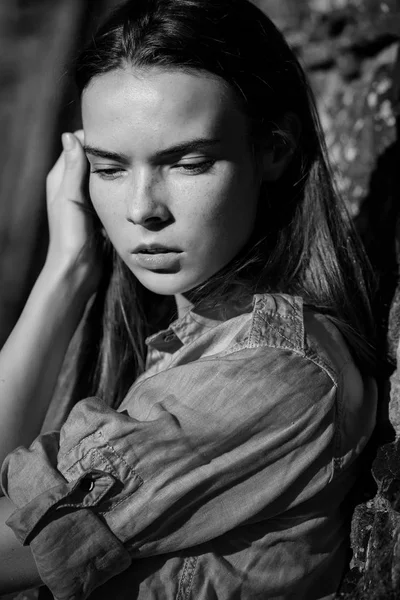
(41, 253, 99, 306)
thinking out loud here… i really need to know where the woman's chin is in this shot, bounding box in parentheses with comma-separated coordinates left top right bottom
(133, 270, 202, 297)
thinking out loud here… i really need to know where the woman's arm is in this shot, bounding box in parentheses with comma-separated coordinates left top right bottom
(0, 495, 41, 594)
(1, 346, 341, 599)
(0, 132, 100, 466)
(0, 265, 91, 466)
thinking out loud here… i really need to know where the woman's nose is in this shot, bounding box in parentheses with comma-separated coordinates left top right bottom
(125, 171, 171, 229)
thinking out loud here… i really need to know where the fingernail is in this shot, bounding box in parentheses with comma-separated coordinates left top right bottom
(62, 133, 75, 151)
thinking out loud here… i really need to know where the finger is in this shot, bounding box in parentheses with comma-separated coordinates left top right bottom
(61, 133, 88, 195)
(46, 147, 67, 201)
(47, 149, 65, 186)
(73, 130, 85, 145)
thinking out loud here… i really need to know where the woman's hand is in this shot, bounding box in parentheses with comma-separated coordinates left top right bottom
(45, 130, 102, 296)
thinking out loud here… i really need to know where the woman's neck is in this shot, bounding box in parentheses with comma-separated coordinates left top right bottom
(174, 293, 195, 320)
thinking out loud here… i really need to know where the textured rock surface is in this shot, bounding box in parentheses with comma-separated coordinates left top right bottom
(337, 441, 400, 598)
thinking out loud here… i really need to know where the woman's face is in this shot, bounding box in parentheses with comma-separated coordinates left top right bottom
(82, 67, 262, 296)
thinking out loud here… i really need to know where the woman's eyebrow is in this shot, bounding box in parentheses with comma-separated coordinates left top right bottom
(155, 138, 221, 158)
(83, 138, 221, 162)
(83, 146, 130, 162)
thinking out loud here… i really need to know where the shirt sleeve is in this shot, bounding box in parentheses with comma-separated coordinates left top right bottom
(1, 346, 339, 600)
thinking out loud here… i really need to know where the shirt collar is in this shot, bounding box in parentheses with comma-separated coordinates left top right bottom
(145, 294, 254, 351)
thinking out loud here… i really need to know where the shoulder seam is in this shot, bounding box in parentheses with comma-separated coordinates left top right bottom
(221, 339, 339, 388)
(251, 293, 305, 353)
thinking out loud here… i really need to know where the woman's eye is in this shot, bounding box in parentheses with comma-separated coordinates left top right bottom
(175, 160, 215, 175)
(91, 168, 124, 180)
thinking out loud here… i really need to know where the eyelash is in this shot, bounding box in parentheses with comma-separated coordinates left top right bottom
(176, 159, 215, 174)
(91, 168, 123, 181)
(91, 160, 215, 180)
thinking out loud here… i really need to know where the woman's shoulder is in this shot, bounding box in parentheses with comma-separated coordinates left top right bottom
(231, 293, 356, 381)
(249, 292, 376, 403)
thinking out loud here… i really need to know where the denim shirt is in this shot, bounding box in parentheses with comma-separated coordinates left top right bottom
(1, 293, 377, 600)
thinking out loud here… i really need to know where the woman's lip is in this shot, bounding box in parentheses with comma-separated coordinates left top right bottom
(132, 245, 182, 253)
(130, 251, 182, 271)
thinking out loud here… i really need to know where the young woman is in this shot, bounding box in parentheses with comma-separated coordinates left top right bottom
(0, 0, 379, 598)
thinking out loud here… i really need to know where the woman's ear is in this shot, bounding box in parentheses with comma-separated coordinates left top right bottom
(261, 112, 301, 182)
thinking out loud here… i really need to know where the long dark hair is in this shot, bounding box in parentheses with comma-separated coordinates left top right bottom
(72, 0, 379, 408)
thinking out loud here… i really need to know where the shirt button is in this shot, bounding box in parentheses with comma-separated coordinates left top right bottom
(80, 479, 95, 493)
(163, 332, 176, 342)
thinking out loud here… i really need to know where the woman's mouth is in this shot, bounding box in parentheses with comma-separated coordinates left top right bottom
(131, 248, 182, 271)
(138, 248, 175, 254)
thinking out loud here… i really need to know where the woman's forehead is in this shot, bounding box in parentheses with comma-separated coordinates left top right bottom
(81, 66, 250, 156)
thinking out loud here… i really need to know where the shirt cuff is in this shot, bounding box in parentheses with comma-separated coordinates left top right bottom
(30, 507, 131, 600)
(1, 434, 132, 600)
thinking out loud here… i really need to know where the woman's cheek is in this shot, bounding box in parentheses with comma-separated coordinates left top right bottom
(88, 180, 103, 217)
(89, 181, 113, 224)
(184, 171, 235, 223)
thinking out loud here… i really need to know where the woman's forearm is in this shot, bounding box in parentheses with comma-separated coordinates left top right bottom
(0, 261, 91, 465)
